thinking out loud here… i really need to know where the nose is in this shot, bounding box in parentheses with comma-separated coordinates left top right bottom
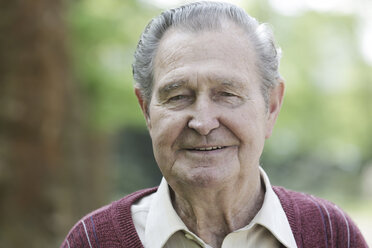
(187, 99, 220, 136)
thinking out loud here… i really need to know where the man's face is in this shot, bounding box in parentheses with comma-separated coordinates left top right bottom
(137, 23, 283, 188)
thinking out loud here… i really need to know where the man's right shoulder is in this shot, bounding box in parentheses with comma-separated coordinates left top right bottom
(60, 187, 158, 248)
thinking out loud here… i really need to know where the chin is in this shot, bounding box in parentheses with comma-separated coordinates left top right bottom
(179, 168, 233, 188)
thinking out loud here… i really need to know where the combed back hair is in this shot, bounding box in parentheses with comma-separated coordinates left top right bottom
(132, 1, 282, 106)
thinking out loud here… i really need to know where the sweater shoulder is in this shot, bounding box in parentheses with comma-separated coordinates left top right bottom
(273, 185, 339, 212)
(273, 185, 354, 224)
(60, 187, 157, 248)
(273, 186, 368, 247)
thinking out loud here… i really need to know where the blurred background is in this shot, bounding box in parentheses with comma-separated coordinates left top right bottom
(0, 0, 371, 246)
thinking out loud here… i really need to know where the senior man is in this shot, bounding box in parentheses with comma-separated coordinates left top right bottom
(61, 2, 367, 248)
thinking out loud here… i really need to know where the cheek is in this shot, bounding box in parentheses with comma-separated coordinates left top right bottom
(223, 108, 267, 160)
(149, 107, 188, 151)
(149, 109, 189, 177)
(226, 108, 266, 139)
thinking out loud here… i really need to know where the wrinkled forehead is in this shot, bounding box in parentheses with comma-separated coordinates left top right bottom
(153, 23, 259, 84)
(155, 21, 253, 58)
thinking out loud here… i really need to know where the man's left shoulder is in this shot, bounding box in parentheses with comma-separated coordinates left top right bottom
(273, 186, 368, 248)
(273, 185, 342, 213)
(273, 186, 368, 247)
(272, 185, 354, 226)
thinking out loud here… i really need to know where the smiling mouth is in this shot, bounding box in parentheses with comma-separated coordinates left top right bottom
(187, 146, 225, 151)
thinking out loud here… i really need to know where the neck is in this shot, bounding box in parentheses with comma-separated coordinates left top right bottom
(170, 170, 265, 248)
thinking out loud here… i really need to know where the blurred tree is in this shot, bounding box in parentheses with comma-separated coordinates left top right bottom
(258, 9, 372, 197)
(66, 0, 158, 131)
(0, 0, 110, 247)
(65, 0, 162, 200)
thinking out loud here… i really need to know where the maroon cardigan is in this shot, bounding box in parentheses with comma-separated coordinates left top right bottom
(60, 186, 368, 248)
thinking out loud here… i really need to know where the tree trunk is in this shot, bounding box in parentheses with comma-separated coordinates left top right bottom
(0, 0, 109, 246)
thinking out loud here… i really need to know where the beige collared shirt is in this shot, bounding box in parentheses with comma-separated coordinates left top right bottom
(131, 167, 297, 248)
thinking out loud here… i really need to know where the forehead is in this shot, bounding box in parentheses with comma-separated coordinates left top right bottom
(153, 23, 259, 87)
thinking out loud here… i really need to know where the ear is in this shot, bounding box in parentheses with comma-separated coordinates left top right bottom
(265, 79, 285, 139)
(135, 87, 151, 129)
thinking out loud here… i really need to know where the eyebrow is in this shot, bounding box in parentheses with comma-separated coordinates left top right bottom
(157, 76, 246, 99)
(214, 77, 246, 91)
(157, 80, 188, 99)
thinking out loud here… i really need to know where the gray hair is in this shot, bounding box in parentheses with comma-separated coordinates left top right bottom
(132, 1, 282, 105)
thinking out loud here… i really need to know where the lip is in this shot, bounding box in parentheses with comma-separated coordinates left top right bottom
(187, 146, 224, 151)
(183, 145, 230, 153)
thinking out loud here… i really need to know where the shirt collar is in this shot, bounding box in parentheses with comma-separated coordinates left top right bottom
(145, 167, 297, 248)
(145, 177, 186, 248)
(242, 167, 298, 248)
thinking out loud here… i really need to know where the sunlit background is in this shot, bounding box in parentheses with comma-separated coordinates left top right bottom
(0, 0, 371, 246)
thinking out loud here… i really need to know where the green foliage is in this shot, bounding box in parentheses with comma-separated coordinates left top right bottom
(67, 0, 159, 131)
(259, 9, 372, 195)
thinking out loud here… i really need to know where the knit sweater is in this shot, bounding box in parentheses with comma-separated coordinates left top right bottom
(60, 186, 368, 248)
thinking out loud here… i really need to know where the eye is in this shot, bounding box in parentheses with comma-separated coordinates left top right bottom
(220, 92, 236, 97)
(168, 95, 188, 102)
